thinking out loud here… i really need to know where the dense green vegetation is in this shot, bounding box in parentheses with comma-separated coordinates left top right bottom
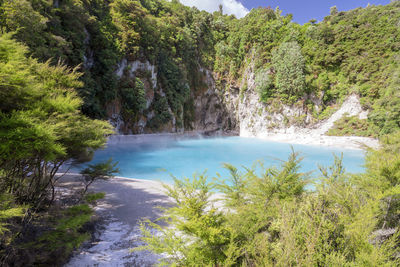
(141, 132, 400, 266)
(0, 0, 400, 265)
(0, 0, 222, 130)
(0, 33, 112, 205)
(0, 0, 121, 118)
(1, 0, 398, 134)
(327, 114, 377, 137)
(214, 3, 400, 134)
(0, 34, 114, 265)
(271, 41, 306, 102)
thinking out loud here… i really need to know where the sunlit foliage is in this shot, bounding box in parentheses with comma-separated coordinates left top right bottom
(140, 136, 400, 266)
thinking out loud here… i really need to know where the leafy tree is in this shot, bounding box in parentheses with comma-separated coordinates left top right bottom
(369, 65, 400, 135)
(120, 77, 147, 115)
(330, 6, 338, 16)
(0, 34, 113, 206)
(80, 158, 120, 195)
(0, 33, 115, 264)
(271, 41, 306, 101)
(147, 92, 172, 130)
(110, 0, 145, 58)
(157, 51, 190, 121)
(0, 0, 48, 58)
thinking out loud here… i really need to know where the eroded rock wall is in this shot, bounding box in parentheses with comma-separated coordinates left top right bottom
(192, 68, 238, 133)
(107, 58, 237, 135)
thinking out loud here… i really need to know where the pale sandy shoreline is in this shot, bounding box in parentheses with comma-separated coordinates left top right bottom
(244, 133, 380, 150)
(60, 172, 171, 192)
(59, 173, 170, 266)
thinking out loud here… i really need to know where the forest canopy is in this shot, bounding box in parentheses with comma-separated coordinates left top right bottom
(0, 0, 398, 135)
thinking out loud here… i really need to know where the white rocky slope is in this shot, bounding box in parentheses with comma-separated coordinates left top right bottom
(313, 94, 369, 135)
(238, 90, 379, 149)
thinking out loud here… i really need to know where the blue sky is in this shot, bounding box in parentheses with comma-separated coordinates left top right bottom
(240, 0, 391, 24)
(180, 0, 391, 24)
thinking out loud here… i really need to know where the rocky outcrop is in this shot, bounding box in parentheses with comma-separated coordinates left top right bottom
(83, 28, 94, 70)
(106, 99, 124, 133)
(238, 89, 369, 138)
(192, 68, 238, 133)
(108, 58, 170, 134)
(236, 62, 313, 138)
(115, 58, 157, 89)
(108, 58, 237, 135)
(234, 83, 378, 149)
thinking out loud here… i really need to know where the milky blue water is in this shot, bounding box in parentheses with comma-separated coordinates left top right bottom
(74, 135, 366, 183)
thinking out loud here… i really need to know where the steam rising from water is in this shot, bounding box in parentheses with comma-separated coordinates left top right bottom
(75, 135, 365, 183)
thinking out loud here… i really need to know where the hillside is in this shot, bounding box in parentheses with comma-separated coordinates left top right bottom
(0, 0, 399, 136)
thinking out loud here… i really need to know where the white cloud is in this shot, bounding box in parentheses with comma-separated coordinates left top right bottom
(180, 0, 249, 18)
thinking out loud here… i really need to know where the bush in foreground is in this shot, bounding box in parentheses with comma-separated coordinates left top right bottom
(0, 34, 114, 265)
(140, 135, 400, 266)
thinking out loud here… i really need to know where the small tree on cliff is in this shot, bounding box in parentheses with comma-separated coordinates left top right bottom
(271, 41, 306, 102)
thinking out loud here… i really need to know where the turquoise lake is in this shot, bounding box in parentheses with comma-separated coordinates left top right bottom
(76, 135, 366, 183)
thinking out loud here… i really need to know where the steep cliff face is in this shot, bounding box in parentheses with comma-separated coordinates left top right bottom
(192, 68, 238, 133)
(106, 55, 369, 138)
(210, 61, 311, 137)
(106, 58, 173, 134)
(106, 58, 238, 135)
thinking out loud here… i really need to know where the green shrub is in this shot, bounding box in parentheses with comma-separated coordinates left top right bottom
(316, 106, 337, 121)
(147, 93, 172, 130)
(120, 77, 147, 115)
(80, 158, 119, 195)
(327, 115, 377, 137)
(255, 67, 274, 102)
(36, 204, 93, 255)
(84, 192, 106, 205)
(0, 193, 26, 239)
(139, 144, 400, 266)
